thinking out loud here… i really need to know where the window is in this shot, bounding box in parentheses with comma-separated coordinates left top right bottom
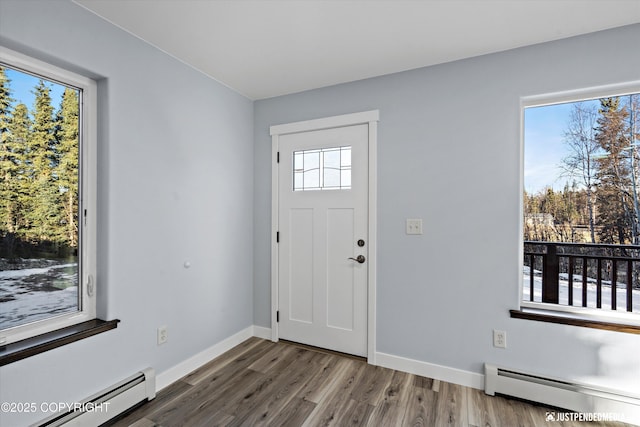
(294, 146, 352, 191)
(521, 85, 640, 326)
(0, 46, 96, 345)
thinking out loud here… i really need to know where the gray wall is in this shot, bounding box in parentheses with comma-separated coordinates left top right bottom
(254, 25, 640, 393)
(0, 1, 254, 425)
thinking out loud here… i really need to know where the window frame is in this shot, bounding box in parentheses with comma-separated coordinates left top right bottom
(519, 81, 640, 328)
(0, 46, 97, 345)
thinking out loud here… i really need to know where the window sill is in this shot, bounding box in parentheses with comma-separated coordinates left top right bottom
(510, 309, 640, 334)
(0, 319, 120, 366)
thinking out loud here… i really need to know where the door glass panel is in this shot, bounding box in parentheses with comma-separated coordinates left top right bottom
(293, 146, 351, 191)
(341, 169, 352, 188)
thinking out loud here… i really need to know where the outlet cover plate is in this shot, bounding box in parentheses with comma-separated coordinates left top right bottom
(406, 218, 423, 235)
(493, 329, 506, 348)
(157, 326, 168, 345)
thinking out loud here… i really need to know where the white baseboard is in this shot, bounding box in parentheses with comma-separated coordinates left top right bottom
(156, 326, 484, 395)
(375, 351, 485, 390)
(252, 325, 272, 340)
(155, 326, 254, 391)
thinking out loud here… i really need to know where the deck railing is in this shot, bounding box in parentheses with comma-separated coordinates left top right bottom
(523, 241, 640, 312)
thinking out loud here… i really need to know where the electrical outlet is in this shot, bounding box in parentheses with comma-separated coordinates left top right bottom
(406, 218, 423, 235)
(493, 330, 506, 348)
(157, 326, 168, 345)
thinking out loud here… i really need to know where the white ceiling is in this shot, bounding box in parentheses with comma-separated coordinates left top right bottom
(74, 0, 640, 100)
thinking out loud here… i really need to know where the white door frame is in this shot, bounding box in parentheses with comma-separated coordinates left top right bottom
(270, 110, 379, 363)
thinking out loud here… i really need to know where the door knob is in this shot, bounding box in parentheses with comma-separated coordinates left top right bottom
(348, 255, 366, 264)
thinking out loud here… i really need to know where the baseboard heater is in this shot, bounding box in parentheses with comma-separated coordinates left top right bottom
(34, 368, 155, 427)
(485, 364, 640, 423)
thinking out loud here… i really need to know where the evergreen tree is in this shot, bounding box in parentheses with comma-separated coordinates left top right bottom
(0, 67, 15, 237)
(595, 97, 633, 244)
(0, 67, 11, 143)
(524, 184, 593, 243)
(55, 88, 80, 248)
(558, 182, 579, 241)
(26, 80, 59, 244)
(4, 104, 32, 241)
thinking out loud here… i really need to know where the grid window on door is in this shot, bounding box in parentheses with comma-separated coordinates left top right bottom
(293, 146, 352, 191)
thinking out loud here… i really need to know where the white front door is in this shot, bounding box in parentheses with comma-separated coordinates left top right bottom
(277, 123, 369, 356)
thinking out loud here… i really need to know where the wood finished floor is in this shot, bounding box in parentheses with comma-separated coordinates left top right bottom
(107, 338, 633, 427)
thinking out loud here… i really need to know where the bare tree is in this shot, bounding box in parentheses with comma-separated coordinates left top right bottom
(561, 102, 600, 243)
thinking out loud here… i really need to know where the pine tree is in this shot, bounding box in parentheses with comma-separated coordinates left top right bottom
(524, 185, 592, 243)
(7, 104, 33, 243)
(595, 97, 633, 244)
(0, 67, 15, 238)
(55, 88, 80, 249)
(26, 80, 59, 245)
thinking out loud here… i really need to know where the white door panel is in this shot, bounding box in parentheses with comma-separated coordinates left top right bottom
(278, 124, 368, 356)
(289, 208, 313, 323)
(326, 208, 355, 330)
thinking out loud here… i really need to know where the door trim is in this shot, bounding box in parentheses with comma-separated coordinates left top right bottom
(270, 110, 379, 363)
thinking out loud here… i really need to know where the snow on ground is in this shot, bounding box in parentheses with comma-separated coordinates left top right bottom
(1, 257, 637, 331)
(523, 267, 640, 313)
(0, 259, 78, 330)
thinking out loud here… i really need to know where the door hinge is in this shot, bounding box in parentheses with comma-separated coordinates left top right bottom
(277, 151, 280, 163)
(276, 231, 279, 243)
(276, 311, 280, 322)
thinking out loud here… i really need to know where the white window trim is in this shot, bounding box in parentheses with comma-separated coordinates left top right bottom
(0, 46, 97, 345)
(519, 81, 640, 326)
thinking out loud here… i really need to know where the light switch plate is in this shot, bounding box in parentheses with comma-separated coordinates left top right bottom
(406, 218, 423, 235)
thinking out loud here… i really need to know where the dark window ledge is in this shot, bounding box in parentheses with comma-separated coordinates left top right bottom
(0, 319, 120, 366)
(510, 309, 640, 334)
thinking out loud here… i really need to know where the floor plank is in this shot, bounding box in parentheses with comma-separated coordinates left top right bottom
(105, 338, 633, 427)
(400, 381, 437, 427)
(434, 381, 469, 426)
(467, 387, 499, 427)
(267, 398, 317, 427)
(367, 370, 413, 426)
(151, 341, 275, 426)
(182, 336, 264, 386)
(248, 342, 297, 373)
(127, 419, 157, 427)
(301, 359, 368, 426)
(108, 379, 193, 427)
(230, 349, 324, 426)
(297, 355, 353, 404)
(337, 399, 375, 426)
(350, 364, 395, 406)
